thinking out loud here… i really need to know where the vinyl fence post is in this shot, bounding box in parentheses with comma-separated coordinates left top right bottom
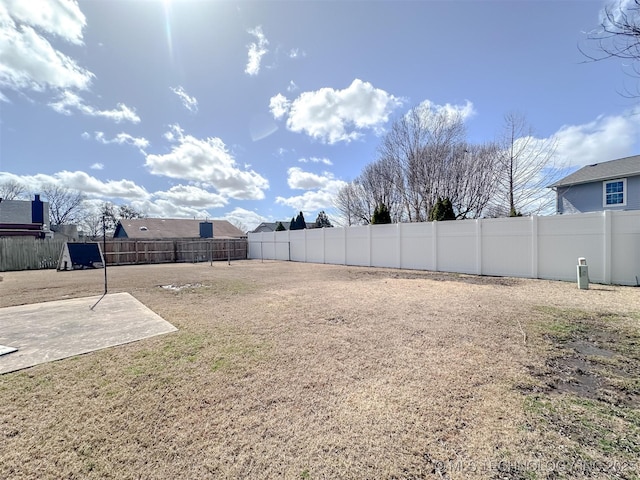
(368, 224, 372, 267)
(603, 210, 612, 284)
(475, 219, 482, 276)
(304, 228, 308, 263)
(531, 215, 539, 279)
(397, 222, 402, 269)
(344, 226, 347, 266)
(432, 221, 438, 272)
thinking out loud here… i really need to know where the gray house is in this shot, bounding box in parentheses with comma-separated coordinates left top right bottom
(251, 221, 291, 233)
(0, 194, 50, 237)
(550, 155, 640, 214)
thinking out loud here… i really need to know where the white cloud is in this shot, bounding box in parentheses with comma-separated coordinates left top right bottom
(270, 79, 403, 144)
(154, 184, 227, 208)
(90, 163, 103, 170)
(287, 80, 298, 92)
(0, 0, 93, 94)
(0, 23, 93, 93)
(218, 207, 268, 232)
(145, 124, 269, 200)
(94, 131, 149, 152)
(288, 48, 305, 59)
(276, 167, 347, 213)
(55, 171, 150, 199)
(81, 131, 90, 140)
(129, 198, 210, 220)
(415, 99, 476, 124)
(269, 93, 290, 119)
(245, 26, 268, 76)
(298, 156, 333, 166)
(286, 167, 331, 190)
(3, 0, 86, 45)
(171, 85, 198, 113)
(49, 90, 140, 123)
(553, 110, 640, 168)
(0, 170, 150, 200)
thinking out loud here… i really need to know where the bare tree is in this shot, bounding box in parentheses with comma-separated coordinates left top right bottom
(378, 103, 497, 221)
(81, 210, 105, 239)
(492, 113, 562, 216)
(334, 181, 373, 226)
(40, 184, 87, 226)
(84, 202, 145, 236)
(582, 0, 640, 94)
(378, 106, 431, 222)
(358, 156, 405, 222)
(111, 203, 144, 229)
(230, 219, 248, 233)
(447, 142, 500, 219)
(0, 179, 27, 200)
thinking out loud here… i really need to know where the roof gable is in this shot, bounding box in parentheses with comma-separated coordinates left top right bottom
(252, 221, 291, 232)
(551, 155, 640, 188)
(114, 218, 245, 239)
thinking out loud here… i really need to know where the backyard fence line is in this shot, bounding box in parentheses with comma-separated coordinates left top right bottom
(103, 238, 247, 265)
(0, 237, 64, 272)
(248, 210, 640, 286)
(0, 237, 247, 272)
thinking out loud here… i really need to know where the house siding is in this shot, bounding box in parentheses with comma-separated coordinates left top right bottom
(556, 175, 640, 213)
(0, 199, 50, 228)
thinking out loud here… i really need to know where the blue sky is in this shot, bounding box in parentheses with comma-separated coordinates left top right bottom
(1, 0, 639, 230)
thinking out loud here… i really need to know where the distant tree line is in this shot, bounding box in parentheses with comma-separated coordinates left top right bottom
(286, 211, 334, 230)
(334, 106, 562, 225)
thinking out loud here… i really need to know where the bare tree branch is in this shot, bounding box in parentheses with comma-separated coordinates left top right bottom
(491, 112, 563, 216)
(0, 180, 27, 200)
(581, 0, 640, 95)
(40, 184, 87, 226)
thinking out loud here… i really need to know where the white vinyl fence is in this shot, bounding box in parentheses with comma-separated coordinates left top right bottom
(248, 210, 640, 286)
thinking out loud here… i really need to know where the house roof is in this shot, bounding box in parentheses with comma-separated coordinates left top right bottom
(114, 218, 245, 239)
(252, 221, 291, 233)
(551, 155, 640, 188)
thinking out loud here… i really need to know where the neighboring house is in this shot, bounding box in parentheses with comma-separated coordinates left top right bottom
(550, 155, 640, 214)
(113, 218, 245, 239)
(0, 194, 51, 238)
(252, 221, 292, 233)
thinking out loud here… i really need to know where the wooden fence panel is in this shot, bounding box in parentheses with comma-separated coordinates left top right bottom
(1, 237, 247, 271)
(0, 237, 65, 272)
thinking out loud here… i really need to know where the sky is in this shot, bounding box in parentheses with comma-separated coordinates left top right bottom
(1, 0, 639, 231)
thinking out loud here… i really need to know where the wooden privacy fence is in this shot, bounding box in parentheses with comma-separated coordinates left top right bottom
(0, 237, 65, 272)
(0, 237, 247, 272)
(103, 238, 247, 265)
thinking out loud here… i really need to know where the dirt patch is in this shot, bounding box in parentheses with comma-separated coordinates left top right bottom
(159, 282, 204, 292)
(346, 267, 521, 286)
(526, 312, 640, 408)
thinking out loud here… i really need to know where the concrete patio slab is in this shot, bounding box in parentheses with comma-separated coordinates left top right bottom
(0, 292, 177, 374)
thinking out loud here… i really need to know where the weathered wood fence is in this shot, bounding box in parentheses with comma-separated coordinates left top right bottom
(0, 237, 64, 272)
(0, 238, 247, 272)
(103, 239, 247, 265)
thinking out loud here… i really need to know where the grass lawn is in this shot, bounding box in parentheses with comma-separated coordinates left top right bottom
(1, 261, 639, 479)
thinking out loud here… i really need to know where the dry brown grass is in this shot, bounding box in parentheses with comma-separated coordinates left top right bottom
(1, 261, 639, 479)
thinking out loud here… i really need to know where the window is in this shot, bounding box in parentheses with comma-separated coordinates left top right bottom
(603, 178, 626, 207)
